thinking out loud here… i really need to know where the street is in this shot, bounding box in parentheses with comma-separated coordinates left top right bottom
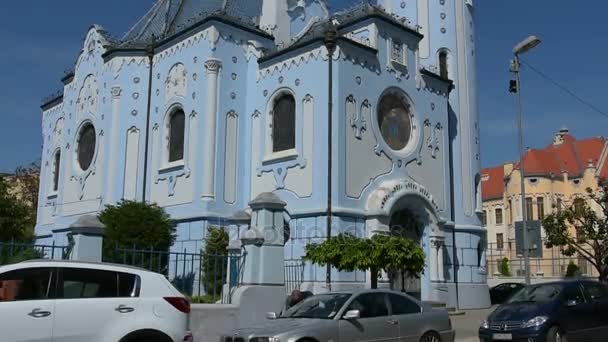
(452, 307, 496, 342)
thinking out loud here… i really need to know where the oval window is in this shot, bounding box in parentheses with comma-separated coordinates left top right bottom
(77, 123, 96, 171)
(377, 91, 412, 151)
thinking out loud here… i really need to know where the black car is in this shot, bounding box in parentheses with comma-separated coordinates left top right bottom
(479, 280, 608, 342)
(490, 282, 525, 304)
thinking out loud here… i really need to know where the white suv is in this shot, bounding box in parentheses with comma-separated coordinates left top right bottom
(0, 260, 193, 342)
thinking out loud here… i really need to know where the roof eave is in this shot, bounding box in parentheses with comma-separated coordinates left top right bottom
(338, 13, 423, 41)
(41, 95, 64, 111)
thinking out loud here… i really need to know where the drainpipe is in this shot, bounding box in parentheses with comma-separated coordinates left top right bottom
(447, 86, 460, 310)
(142, 36, 155, 203)
(324, 24, 338, 291)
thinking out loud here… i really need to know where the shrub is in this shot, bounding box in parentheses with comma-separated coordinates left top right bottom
(565, 261, 580, 278)
(499, 257, 512, 277)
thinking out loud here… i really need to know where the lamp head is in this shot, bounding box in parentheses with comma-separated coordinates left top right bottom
(513, 35, 541, 55)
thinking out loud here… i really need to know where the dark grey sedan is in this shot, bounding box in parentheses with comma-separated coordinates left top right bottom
(221, 289, 455, 342)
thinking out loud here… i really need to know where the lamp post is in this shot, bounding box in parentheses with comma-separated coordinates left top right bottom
(510, 35, 541, 285)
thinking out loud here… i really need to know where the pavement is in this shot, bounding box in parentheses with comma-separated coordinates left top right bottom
(451, 306, 496, 342)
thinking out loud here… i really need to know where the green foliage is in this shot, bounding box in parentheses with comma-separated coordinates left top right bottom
(0, 176, 36, 242)
(304, 233, 425, 289)
(100, 201, 175, 262)
(499, 257, 512, 277)
(190, 295, 219, 304)
(565, 261, 580, 278)
(543, 186, 608, 283)
(201, 226, 229, 297)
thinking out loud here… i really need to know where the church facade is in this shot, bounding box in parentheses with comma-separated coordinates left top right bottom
(36, 0, 488, 308)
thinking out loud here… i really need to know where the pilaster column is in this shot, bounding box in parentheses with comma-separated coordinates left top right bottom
(105, 87, 122, 202)
(429, 238, 438, 281)
(202, 59, 222, 199)
(437, 240, 445, 281)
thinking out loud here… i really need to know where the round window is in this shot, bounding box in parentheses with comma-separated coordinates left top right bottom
(77, 123, 96, 171)
(377, 91, 412, 151)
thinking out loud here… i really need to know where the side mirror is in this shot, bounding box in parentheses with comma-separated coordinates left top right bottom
(566, 299, 579, 308)
(266, 312, 278, 320)
(343, 309, 361, 320)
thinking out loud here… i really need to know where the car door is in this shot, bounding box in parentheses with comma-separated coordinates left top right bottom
(0, 267, 55, 342)
(387, 293, 422, 342)
(52, 267, 140, 342)
(559, 282, 594, 342)
(581, 281, 608, 336)
(339, 292, 399, 342)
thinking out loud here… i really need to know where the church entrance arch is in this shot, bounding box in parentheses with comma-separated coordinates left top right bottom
(365, 179, 446, 301)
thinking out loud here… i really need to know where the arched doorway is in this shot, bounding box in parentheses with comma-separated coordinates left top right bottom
(388, 207, 425, 299)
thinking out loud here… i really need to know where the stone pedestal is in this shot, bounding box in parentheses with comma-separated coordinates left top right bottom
(230, 193, 288, 326)
(67, 215, 105, 262)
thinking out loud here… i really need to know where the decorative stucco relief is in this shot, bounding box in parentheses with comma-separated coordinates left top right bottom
(424, 119, 443, 159)
(165, 63, 188, 101)
(76, 74, 99, 116)
(258, 48, 331, 80)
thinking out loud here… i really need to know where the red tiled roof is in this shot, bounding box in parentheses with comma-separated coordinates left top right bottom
(484, 132, 608, 202)
(514, 134, 606, 178)
(482, 165, 504, 201)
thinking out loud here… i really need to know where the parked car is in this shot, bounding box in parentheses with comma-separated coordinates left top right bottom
(221, 289, 454, 342)
(479, 280, 608, 342)
(0, 259, 193, 342)
(489, 282, 525, 305)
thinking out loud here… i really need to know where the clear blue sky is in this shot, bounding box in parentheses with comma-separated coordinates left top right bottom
(0, 1, 606, 173)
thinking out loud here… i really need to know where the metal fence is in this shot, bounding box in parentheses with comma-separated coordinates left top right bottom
(285, 259, 305, 294)
(487, 240, 598, 279)
(105, 246, 241, 304)
(0, 240, 70, 266)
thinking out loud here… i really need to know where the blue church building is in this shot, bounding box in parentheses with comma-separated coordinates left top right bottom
(36, 0, 489, 309)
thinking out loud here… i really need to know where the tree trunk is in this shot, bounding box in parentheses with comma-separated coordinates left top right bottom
(370, 267, 378, 289)
(599, 264, 608, 285)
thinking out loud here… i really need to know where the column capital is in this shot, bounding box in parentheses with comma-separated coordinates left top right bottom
(205, 58, 222, 73)
(111, 86, 122, 98)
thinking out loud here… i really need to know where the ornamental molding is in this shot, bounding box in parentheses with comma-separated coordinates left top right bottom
(165, 63, 188, 101)
(204, 58, 222, 73)
(105, 57, 149, 80)
(76, 74, 99, 117)
(258, 47, 330, 80)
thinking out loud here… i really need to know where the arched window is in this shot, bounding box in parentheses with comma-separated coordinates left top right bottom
(168, 109, 185, 162)
(77, 123, 96, 171)
(52, 151, 61, 191)
(272, 94, 296, 152)
(439, 50, 449, 79)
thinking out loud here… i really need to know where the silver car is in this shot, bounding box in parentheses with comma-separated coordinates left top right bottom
(221, 289, 455, 342)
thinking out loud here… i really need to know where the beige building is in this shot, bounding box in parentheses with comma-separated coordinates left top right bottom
(482, 128, 608, 278)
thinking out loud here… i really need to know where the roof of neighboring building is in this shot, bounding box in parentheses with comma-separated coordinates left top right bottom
(482, 130, 607, 202)
(481, 165, 505, 201)
(513, 133, 605, 178)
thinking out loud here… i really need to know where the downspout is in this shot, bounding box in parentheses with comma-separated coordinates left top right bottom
(447, 85, 460, 310)
(142, 36, 155, 202)
(324, 24, 338, 291)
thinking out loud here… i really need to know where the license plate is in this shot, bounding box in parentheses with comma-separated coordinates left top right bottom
(493, 333, 512, 340)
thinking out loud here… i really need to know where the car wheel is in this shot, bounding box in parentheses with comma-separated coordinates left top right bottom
(546, 326, 564, 342)
(420, 331, 441, 342)
(120, 330, 173, 342)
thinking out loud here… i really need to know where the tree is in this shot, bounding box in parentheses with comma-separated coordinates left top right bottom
(499, 257, 512, 277)
(99, 201, 175, 264)
(543, 186, 608, 284)
(305, 233, 425, 289)
(0, 176, 36, 242)
(201, 226, 229, 298)
(14, 162, 40, 217)
(565, 261, 580, 278)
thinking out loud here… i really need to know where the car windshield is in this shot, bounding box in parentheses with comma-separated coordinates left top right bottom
(507, 284, 561, 304)
(281, 293, 352, 319)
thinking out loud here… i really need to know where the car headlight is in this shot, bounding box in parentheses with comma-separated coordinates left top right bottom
(480, 319, 490, 329)
(523, 316, 548, 328)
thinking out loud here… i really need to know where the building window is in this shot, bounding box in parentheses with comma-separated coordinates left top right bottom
(509, 199, 513, 224)
(439, 50, 449, 79)
(272, 94, 296, 153)
(77, 123, 96, 171)
(537, 197, 545, 220)
(52, 151, 61, 192)
(482, 210, 487, 226)
(378, 90, 413, 151)
(168, 109, 185, 162)
(556, 198, 562, 212)
(495, 208, 503, 225)
(496, 233, 504, 250)
(574, 198, 585, 215)
(525, 197, 534, 221)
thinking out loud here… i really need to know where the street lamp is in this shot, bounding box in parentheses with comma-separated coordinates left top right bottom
(510, 35, 541, 285)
